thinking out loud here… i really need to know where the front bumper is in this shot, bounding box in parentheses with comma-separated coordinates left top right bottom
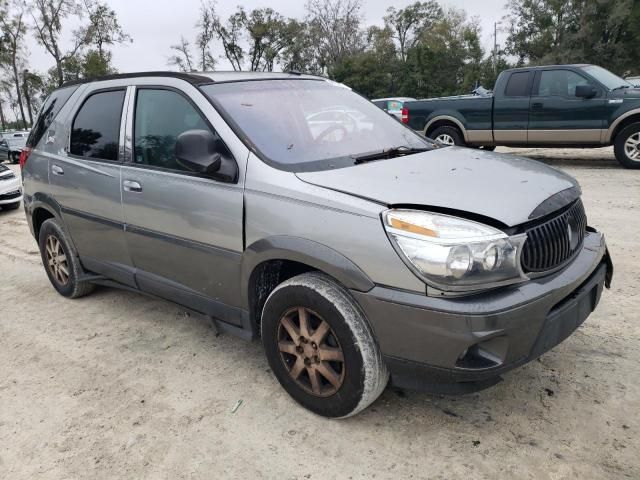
(352, 230, 612, 393)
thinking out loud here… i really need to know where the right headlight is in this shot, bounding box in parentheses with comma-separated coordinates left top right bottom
(383, 209, 529, 292)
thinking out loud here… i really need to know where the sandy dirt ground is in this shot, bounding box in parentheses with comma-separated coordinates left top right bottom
(0, 147, 638, 479)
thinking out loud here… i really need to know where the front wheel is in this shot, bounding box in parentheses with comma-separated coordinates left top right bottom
(261, 272, 388, 418)
(614, 122, 640, 169)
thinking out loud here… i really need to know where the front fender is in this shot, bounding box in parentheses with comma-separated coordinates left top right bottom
(240, 235, 375, 310)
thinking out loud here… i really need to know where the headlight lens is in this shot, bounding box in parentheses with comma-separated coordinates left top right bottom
(383, 209, 528, 292)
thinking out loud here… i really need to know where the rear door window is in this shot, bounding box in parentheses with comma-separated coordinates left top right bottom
(70, 90, 125, 161)
(504, 72, 531, 97)
(27, 85, 79, 148)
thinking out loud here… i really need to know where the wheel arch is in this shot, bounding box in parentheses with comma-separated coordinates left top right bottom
(424, 115, 468, 142)
(241, 236, 375, 334)
(606, 109, 640, 143)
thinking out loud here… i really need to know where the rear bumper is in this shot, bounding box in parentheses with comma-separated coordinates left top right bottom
(352, 230, 612, 393)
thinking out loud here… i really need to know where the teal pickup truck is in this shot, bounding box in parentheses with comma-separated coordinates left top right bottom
(403, 64, 640, 168)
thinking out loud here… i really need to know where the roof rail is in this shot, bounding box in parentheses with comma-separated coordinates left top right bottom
(61, 71, 214, 88)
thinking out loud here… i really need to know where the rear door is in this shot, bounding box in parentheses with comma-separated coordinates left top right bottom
(120, 81, 246, 323)
(527, 68, 606, 144)
(493, 70, 533, 144)
(49, 84, 135, 286)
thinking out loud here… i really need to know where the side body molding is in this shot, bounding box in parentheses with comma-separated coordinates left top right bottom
(240, 235, 375, 310)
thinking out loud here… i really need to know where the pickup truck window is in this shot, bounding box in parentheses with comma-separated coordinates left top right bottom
(504, 72, 530, 97)
(537, 70, 590, 97)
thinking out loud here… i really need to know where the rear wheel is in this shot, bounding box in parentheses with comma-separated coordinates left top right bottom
(430, 125, 465, 147)
(261, 272, 388, 418)
(614, 122, 640, 169)
(38, 218, 95, 298)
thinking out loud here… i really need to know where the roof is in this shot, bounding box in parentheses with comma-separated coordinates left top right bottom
(61, 70, 323, 88)
(503, 64, 591, 73)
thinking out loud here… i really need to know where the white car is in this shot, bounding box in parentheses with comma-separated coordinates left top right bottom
(0, 164, 22, 210)
(626, 76, 640, 87)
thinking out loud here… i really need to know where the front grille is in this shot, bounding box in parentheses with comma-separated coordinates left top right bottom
(521, 199, 587, 273)
(0, 189, 21, 201)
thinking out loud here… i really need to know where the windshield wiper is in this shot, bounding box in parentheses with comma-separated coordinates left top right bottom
(352, 146, 431, 164)
(611, 85, 631, 91)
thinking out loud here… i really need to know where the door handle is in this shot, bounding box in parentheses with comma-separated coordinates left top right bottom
(531, 102, 544, 109)
(123, 180, 142, 192)
(51, 164, 64, 175)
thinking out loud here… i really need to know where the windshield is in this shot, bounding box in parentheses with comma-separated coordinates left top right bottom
(201, 80, 433, 171)
(581, 65, 633, 90)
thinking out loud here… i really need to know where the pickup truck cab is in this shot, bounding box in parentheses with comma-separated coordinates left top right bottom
(404, 64, 640, 168)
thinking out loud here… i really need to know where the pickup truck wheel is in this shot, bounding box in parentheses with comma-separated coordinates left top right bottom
(614, 123, 640, 169)
(431, 125, 465, 147)
(261, 272, 388, 418)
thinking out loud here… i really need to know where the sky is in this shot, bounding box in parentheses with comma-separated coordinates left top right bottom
(23, 0, 510, 74)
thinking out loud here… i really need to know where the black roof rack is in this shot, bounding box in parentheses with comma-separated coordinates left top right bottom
(61, 71, 215, 88)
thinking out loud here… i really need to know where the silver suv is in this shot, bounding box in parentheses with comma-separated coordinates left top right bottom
(21, 72, 613, 418)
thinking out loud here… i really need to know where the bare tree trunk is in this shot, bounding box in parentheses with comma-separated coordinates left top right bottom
(0, 100, 6, 131)
(11, 57, 28, 129)
(22, 75, 34, 126)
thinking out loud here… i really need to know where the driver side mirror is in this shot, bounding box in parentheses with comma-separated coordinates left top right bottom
(575, 85, 597, 99)
(175, 129, 222, 174)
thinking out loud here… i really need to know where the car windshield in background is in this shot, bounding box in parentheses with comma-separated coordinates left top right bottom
(581, 65, 633, 90)
(202, 80, 433, 171)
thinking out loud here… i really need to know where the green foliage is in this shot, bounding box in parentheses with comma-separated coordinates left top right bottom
(505, 0, 640, 75)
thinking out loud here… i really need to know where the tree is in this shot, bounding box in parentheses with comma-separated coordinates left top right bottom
(504, 0, 639, 74)
(244, 8, 294, 71)
(31, 0, 92, 86)
(212, 7, 246, 71)
(383, 1, 442, 62)
(168, 36, 195, 72)
(305, 0, 365, 73)
(196, 1, 216, 71)
(0, 0, 28, 128)
(83, 0, 131, 62)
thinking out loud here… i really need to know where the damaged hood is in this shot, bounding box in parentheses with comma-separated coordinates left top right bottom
(296, 147, 580, 227)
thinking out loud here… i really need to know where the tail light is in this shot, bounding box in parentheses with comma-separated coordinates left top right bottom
(401, 107, 409, 124)
(19, 147, 32, 169)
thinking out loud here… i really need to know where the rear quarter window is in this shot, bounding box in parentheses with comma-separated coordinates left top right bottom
(27, 85, 79, 149)
(504, 72, 531, 97)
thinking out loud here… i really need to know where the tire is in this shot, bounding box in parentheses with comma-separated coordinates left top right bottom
(261, 272, 388, 418)
(38, 218, 95, 298)
(11, 152, 19, 164)
(2, 201, 20, 210)
(430, 125, 465, 147)
(614, 122, 640, 169)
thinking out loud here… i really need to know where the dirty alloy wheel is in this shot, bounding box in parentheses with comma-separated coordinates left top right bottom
(261, 272, 388, 418)
(38, 218, 95, 298)
(45, 234, 70, 286)
(277, 306, 346, 397)
(614, 122, 640, 169)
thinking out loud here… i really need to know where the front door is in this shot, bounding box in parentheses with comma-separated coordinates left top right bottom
(120, 85, 245, 324)
(527, 68, 606, 144)
(49, 86, 135, 287)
